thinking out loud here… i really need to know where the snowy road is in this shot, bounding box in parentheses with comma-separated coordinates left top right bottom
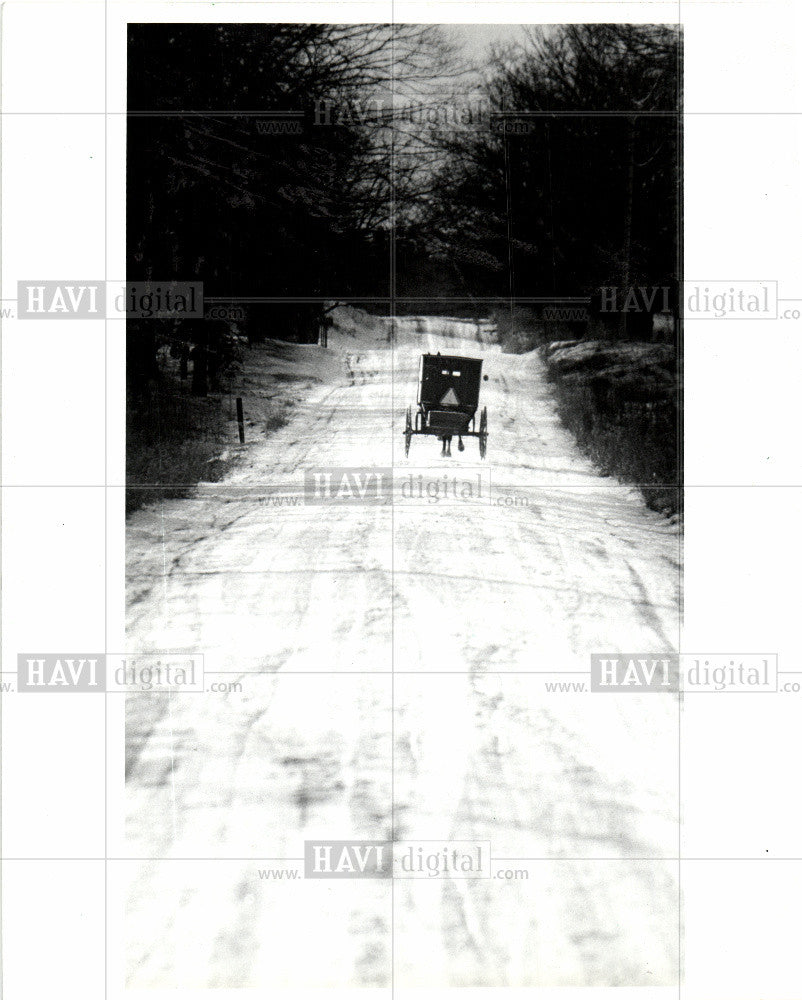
(125, 313, 681, 988)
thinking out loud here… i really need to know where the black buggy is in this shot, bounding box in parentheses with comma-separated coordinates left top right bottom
(404, 353, 488, 458)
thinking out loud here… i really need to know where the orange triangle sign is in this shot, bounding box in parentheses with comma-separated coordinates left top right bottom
(439, 388, 460, 406)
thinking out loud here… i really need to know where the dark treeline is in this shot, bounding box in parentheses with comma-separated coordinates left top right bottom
(409, 24, 681, 339)
(127, 23, 680, 395)
(127, 22, 455, 393)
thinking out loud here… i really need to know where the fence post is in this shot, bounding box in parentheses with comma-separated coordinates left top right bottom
(236, 397, 245, 443)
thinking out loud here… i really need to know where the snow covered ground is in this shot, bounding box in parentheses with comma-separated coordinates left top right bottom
(125, 310, 682, 989)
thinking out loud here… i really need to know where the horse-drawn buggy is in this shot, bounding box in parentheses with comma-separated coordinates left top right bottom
(404, 353, 488, 458)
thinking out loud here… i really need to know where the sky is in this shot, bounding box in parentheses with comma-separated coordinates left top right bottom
(440, 23, 533, 66)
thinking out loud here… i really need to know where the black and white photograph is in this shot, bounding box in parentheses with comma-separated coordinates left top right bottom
(124, 20, 682, 989)
(5, 3, 802, 999)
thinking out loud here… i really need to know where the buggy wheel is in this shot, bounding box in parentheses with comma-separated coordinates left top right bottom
(479, 407, 488, 459)
(404, 406, 412, 457)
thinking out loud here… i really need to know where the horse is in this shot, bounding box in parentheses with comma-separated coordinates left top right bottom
(439, 435, 465, 457)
